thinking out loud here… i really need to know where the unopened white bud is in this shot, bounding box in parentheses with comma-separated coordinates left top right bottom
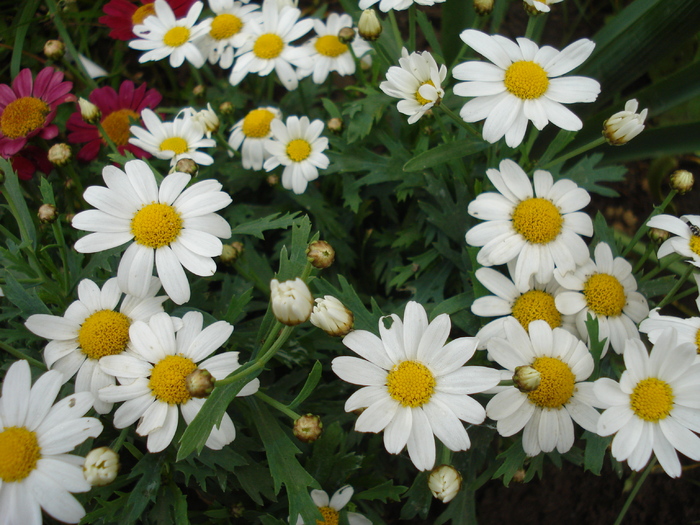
(83, 447, 120, 486)
(670, 169, 694, 194)
(310, 296, 354, 337)
(180, 104, 220, 138)
(603, 99, 647, 146)
(428, 465, 462, 503)
(358, 9, 382, 41)
(513, 365, 541, 392)
(473, 0, 494, 14)
(270, 278, 313, 326)
(78, 97, 101, 124)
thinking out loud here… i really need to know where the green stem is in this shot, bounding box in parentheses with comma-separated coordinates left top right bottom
(440, 104, 480, 137)
(622, 189, 677, 258)
(348, 43, 368, 88)
(656, 264, 695, 309)
(524, 13, 546, 41)
(408, 5, 416, 52)
(95, 120, 122, 157)
(639, 254, 678, 283)
(255, 390, 301, 420)
(540, 136, 606, 170)
(388, 11, 403, 51)
(0, 342, 46, 370)
(110, 427, 130, 453)
(632, 242, 654, 274)
(613, 459, 656, 525)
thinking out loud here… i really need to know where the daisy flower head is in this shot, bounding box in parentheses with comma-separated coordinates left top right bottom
(379, 48, 447, 125)
(453, 30, 600, 148)
(640, 291, 700, 363)
(66, 80, 162, 162)
(129, 108, 216, 166)
(485, 318, 600, 456)
(0, 67, 74, 158)
(202, 0, 261, 69)
(24, 277, 167, 414)
(295, 486, 371, 525)
(359, 0, 443, 13)
(100, 0, 197, 40)
(228, 106, 282, 170)
(0, 360, 103, 525)
(228, 0, 313, 91)
(263, 115, 330, 194)
(72, 159, 232, 305)
(465, 159, 593, 292)
(646, 214, 700, 269)
(595, 328, 700, 477)
(99, 311, 259, 452)
(331, 301, 501, 471)
(129, 0, 211, 68)
(554, 242, 649, 356)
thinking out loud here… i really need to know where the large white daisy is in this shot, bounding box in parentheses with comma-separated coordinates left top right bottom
(359, 0, 445, 13)
(24, 277, 167, 414)
(99, 311, 259, 452)
(228, 106, 282, 170)
(331, 301, 501, 471)
(465, 159, 593, 292)
(295, 486, 371, 525)
(453, 30, 600, 147)
(72, 159, 232, 305)
(646, 214, 700, 269)
(640, 309, 700, 363)
(594, 328, 700, 477)
(0, 360, 102, 525)
(202, 0, 261, 69)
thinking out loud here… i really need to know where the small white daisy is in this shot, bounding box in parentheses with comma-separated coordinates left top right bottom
(99, 311, 259, 453)
(359, 0, 444, 13)
(380, 48, 447, 125)
(453, 30, 600, 147)
(0, 360, 102, 525)
(24, 277, 167, 414)
(523, 0, 563, 13)
(228, 106, 282, 170)
(295, 486, 371, 525)
(646, 214, 700, 269)
(465, 159, 593, 292)
(202, 0, 261, 69)
(72, 159, 232, 305)
(263, 115, 330, 194)
(485, 318, 600, 456)
(595, 328, 700, 477)
(331, 301, 501, 471)
(129, 0, 211, 68)
(129, 108, 216, 166)
(555, 242, 649, 356)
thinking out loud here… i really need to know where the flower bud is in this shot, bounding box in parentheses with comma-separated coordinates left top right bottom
(603, 99, 647, 146)
(310, 296, 354, 337)
(78, 97, 101, 124)
(47, 143, 72, 166)
(648, 227, 670, 244)
(175, 157, 199, 176)
(219, 101, 235, 115)
(307, 240, 335, 269)
(43, 39, 65, 60)
(293, 414, 323, 443)
(513, 365, 541, 392)
(358, 9, 382, 41)
(38, 203, 58, 223)
(270, 277, 313, 326)
(192, 84, 205, 97)
(185, 368, 216, 398)
(428, 465, 462, 503)
(267, 174, 279, 186)
(83, 447, 120, 487)
(669, 169, 694, 194)
(338, 27, 356, 45)
(220, 242, 244, 264)
(327, 117, 343, 133)
(473, 0, 494, 14)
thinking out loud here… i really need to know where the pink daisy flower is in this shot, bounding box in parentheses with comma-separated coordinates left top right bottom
(0, 67, 74, 158)
(10, 145, 52, 181)
(100, 0, 196, 41)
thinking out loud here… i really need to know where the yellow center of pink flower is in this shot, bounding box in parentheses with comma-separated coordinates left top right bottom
(0, 96, 50, 139)
(101, 108, 140, 146)
(132, 3, 156, 25)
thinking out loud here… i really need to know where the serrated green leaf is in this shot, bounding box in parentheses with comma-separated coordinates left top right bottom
(492, 440, 527, 486)
(125, 453, 165, 524)
(231, 212, 300, 240)
(562, 154, 626, 197)
(287, 360, 322, 410)
(343, 90, 389, 144)
(0, 158, 36, 249)
(235, 463, 277, 505)
(355, 480, 407, 503)
(592, 212, 619, 256)
(403, 138, 489, 172)
(313, 275, 383, 333)
(637, 274, 676, 300)
(1, 272, 50, 316)
(399, 471, 431, 521)
(583, 431, 611, 476)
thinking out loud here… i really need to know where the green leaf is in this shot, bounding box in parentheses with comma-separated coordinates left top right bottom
(277, 215, 315, 281)
(343, 90, 390, 144)
(230, 212, 300, 240)
(585, 314, 607, 381)
(561, 154, 626, 197)
(355, 480, 407, 503)
(0, 158, 37, 249)
(492, 440, 527, 486)
(1, 272, 50, 316)
(638, 275, 676, 300)
(321, 98, 342, 120)
(598, 122, 700, 163)
(592, 212, 619, 256)
(125, 453, 165, 524)
(313, 275, 383, 333)
(403, 138, 489, 172)
(235, 463, 277, 506)
(583, 431, 612, 475)
(287, 361, 323, 410)
(399, 471, 431, 521)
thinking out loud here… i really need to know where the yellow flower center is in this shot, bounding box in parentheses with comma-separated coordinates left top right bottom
(527, 356, 575, 408)
(415, 80, 436, 106)
(315, 35, 348, 58)
(78, 310, 131, 359)
(286, 139, 312, 162)
(386, 360, 436, 408)
(689, 235, 700, 257)
(0, 96, 50, 139)
(132, 3, 156, 25)
(630, 377, 674, 422)
(504, 60, 550, 100)
(511, 290, 561, 331)
(210, 13, 242, 40)
(316, 506, 339, 525)
(583, 273, 626, 317)
(242, 108, 275, 138)
(163, 26, 190, 47)
(253, 33, 284, 59)
(131, 202, 183, 248)
(511, 197, 563, 244)
(0, 427, 41, 482)
(160, 136, 189, 155)
(101, 109, 140, 146)
(149, 355, 198, 404)
(695, 328, 700, 355)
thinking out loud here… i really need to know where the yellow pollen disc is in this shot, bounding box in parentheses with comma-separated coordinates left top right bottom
(160, 136, 189, 155)
(132, 3, 156, 25)
(314, 35, 348, 58)
(286, 139, 312, 162)
(695, 328, 700, 355)
(149, 355, 198, 404)
(527, 356, 575, 408)
(689, 235, 700, 257)
(583, 273, 626, 317)
(504, 60, 549, 100)
(630, 377, 674, 422)
(242, 109, 275, 138)
(101, 109, 140, 146)
(163, 26, 190, 47)
(386, 360, 436, 408)
(415, 80, 436, 106)
(0, 427, 41, 482)
(78, 310, 131, 359)
(512, 290, 561, 330)
(511, 197, 563, 244)
(253, 33, 284, 59)
(131, 202, 183, 248)
(0, 97, 50, 139)
(210, 13, 242, 40)
(316, 506, 340, 525)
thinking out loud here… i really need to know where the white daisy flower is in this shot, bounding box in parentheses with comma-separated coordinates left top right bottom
(380, 48, 447, 125)
(99, 311, 259, 453)
(595, 328, 700, 478)
(359, 0, 444, 13)
(129, 0, 211, 68)
(453, 30, 600, 147)
(229, 0, 313, 90)
(0, 360, 102, 525)
(646, 214, 700, 269)
(465, 159, 593, 292)
(72, 159, 232, 305)
(331, 301, 501, 471)
(485, 318, 600, 456)
(24, 277, 167, 414)
(263, 115, 330, 194)
(523, 0, 563, 13)
(202, 0, 261, 69)
(129, 108, 216, 166)
(228, 106, 282, 170)
(178, 103, 220, 138)
(295, 486, 371, 525)
(555, 242, 649, 356)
